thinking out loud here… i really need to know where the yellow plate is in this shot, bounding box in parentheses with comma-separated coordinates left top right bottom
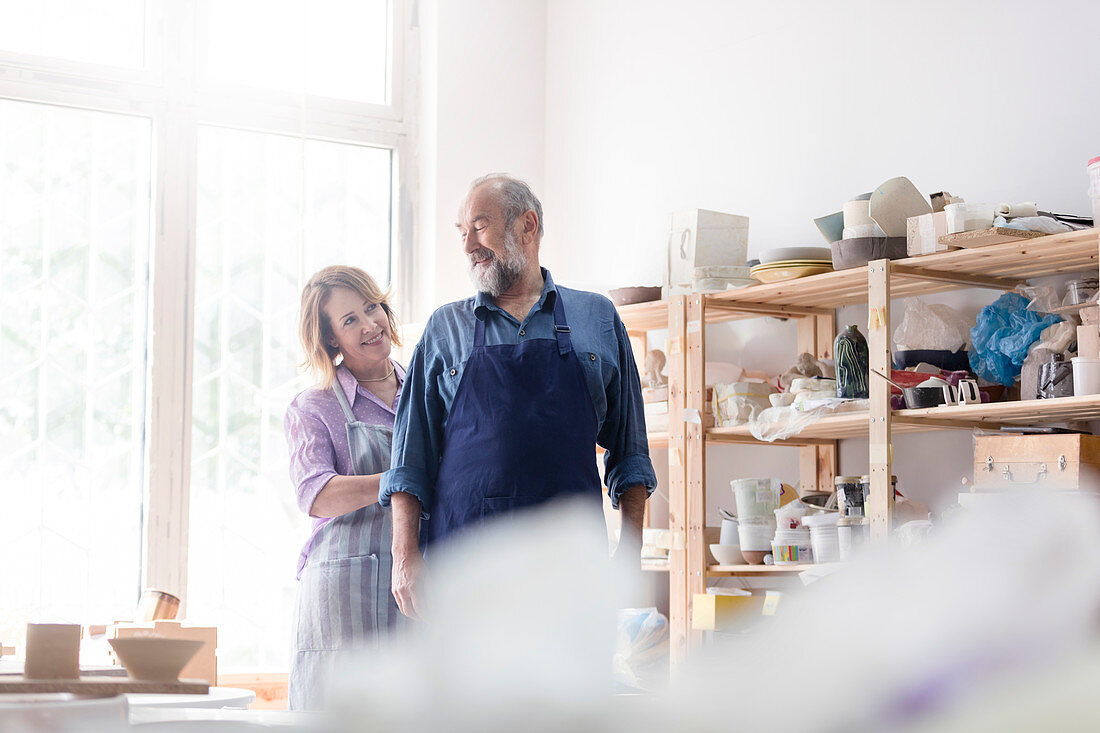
(750, 263, 833, 283)
(751, 259, 833, 268)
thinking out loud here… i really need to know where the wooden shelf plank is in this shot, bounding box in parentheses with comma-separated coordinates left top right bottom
(615, 299, 668, 331)
(705, 395, 1100, 445)
(705, 229, 1099, 314)
(642, 561, 671, 572)
(618, 231, 1100, 330)
(707, 564, 807, 576)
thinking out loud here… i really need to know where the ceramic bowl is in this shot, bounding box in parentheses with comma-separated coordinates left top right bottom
(893, 349, 970, 372)
(740, 550, 770, 565)
(108, 637, 204, 682)
(608, 286, 661, 306)
(829, 237, 908, 270)
(758, 246, 833, 264)
(710, 544, 743, 565)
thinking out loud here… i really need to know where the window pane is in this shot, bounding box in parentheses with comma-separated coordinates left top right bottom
(190, 125, 391, 671)
(0, 0, 145, 69)
(205, 0, 390, 104)
(0, 100, 151, 651)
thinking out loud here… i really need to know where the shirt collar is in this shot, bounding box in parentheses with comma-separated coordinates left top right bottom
(474, 267, 558, 321)
(335, 361, 405, 413)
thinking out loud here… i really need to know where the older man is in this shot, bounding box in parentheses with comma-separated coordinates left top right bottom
(379, 174, 655, 618)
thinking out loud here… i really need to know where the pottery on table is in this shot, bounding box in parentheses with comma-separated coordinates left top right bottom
(108, 636, 205, 682)
(834, 325, 869, 399)
(24, 623, 81, 680)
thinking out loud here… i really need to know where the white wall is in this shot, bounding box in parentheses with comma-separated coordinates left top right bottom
(537, 0, 1100, 519)
(417, 0, 1100, 524)
(415, 0, 548, 321)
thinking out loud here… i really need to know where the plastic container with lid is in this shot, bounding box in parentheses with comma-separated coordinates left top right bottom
(737, 516, 778, 551)
(834, 475, 864, 517)
(771, 527, 812, 565)
(1072, 357, 1100, 396)
(858, 475, 899, 513)
(731, 477, 782, 518)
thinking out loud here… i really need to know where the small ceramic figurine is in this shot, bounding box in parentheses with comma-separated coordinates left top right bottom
(780, 352, 825, 391)
(643, 349, 668, 389)
(834, 325, 869, 399)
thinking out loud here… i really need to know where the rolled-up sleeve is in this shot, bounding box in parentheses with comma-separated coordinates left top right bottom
(284, 401, 339, 516)
(599, 314, 657, 508)
(380, 339, 443, 518)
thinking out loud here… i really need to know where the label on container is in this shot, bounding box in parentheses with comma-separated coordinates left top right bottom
(755, 489, 774, 504)
(772, 543, 812, 564)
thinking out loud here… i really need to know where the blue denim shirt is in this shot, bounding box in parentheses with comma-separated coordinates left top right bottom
(380, 269, 656, 515)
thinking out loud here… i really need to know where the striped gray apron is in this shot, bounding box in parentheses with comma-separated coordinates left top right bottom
(288, 383, 402, 711)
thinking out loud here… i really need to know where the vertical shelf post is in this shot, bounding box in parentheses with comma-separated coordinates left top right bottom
(797, 313, 838, 491)
(685, 295, 707, 650)
(867, 260, 894, 541)
(666, 296, 689, 672)
(627, 329, 651, 528)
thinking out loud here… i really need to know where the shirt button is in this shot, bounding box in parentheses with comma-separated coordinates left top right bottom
(590, 353, 596, 361)
(449, 368, 456, 376)
(519, 329, 525, 336)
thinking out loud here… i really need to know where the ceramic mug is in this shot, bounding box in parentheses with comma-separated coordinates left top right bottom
(956, 379, 980, 405)
(24, 623, 81, 679)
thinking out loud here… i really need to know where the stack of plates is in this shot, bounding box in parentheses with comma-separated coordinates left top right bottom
(750, 260, 834, 283)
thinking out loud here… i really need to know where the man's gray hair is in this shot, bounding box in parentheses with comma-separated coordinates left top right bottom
(469, 173, 545, 239)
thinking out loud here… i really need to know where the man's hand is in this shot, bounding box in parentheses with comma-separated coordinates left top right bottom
(390, 491, 424, 620)
(612, 485, 648, 570)
(391, 543, 424, 620)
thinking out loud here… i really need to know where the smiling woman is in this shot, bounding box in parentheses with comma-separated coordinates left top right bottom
(282, 265, 406, 711)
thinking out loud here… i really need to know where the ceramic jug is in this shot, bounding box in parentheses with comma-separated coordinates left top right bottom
(834, 325, 869, 399)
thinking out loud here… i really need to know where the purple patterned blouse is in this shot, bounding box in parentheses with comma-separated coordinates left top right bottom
(284, 361, 406, 577)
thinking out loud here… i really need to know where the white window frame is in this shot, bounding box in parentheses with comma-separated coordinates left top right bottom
(0, 0, 420, 608)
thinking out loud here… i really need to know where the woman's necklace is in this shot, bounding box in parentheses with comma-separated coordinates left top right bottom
(355, 362, 395, 383)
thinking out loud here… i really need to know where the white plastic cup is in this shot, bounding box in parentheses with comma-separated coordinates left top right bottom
(1072, 357, 1100, 396)
(808, 526, 840, 563)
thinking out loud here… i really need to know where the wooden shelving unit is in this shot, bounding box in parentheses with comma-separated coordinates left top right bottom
(615, 227, 1100, 673)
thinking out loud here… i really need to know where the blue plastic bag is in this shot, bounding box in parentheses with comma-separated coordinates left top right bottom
(969, 292, 1062, 386)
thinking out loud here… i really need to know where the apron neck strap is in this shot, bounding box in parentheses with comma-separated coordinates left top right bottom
(473, 292, 572, 355)
(331, 378, 357, 424)
(551, 291, 572, 356)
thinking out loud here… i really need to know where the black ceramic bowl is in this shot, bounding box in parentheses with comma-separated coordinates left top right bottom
(830, 237, 908, 270)
(893, 349, 971, 372)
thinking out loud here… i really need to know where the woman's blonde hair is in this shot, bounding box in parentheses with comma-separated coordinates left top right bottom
(298, 265, 401, 389)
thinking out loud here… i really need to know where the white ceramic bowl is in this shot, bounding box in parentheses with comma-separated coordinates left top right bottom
(758, 246, 832, 264)
(709, 544, 743, 565)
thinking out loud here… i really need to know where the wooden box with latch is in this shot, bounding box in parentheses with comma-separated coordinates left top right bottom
(973, 434, 1100, 491)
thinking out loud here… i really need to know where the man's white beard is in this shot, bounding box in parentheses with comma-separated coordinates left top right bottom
(468, 229, 527, 297)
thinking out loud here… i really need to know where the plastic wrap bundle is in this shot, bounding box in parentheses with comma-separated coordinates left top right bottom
(969, 292, 1062, 386)
(612, 607, 669, 691)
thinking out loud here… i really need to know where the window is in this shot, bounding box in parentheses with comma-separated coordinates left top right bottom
(0, 0, 416, 671)
(0, 100, 151, 647)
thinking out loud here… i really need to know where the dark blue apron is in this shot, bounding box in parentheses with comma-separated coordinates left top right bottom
(428, 292, 602, 543)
